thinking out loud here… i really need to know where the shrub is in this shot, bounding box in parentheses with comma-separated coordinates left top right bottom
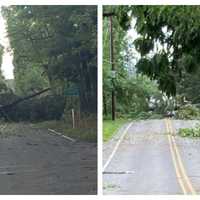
(176, 104, 200, 119)
(179, 125, 200, 138)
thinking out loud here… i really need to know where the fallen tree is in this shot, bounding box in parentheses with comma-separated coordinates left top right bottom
(0, 88, 50, 109)
(0, 88, 50, 121)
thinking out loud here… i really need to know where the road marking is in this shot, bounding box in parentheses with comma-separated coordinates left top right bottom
(165, 119, 187, 194)
(165, 118, 196, 195)
(48, 129, 76, 142)
(103, 170, 135, 174)
(168, 119, 196, 195)
(167, 119, 195, 194)
(103, 122, 133, 172)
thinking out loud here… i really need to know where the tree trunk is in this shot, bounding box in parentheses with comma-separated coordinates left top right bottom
(0, 88, 50, 110)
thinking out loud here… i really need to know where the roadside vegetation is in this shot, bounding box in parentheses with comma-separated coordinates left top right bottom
(103, 119, 127, 141)
(103, 6, 200, 140)
(179, 125, 200, 138)
(33, 119, 97, 142)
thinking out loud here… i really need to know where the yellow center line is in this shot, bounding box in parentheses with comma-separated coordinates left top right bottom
(165, 118, 187, 194)
(165, 118, 196, 195)
(167, 118, 196, 195)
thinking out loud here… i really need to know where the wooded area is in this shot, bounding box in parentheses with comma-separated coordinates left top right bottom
(0, 6, 97, 140)
(103, 5, 200, 122)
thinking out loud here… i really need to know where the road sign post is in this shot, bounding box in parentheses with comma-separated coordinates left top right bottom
(64, 86, 79, 97)
(64, 85, 79, 128)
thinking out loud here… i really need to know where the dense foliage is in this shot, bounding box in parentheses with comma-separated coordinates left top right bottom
(2, 5, 97, 114)
(175, 104, 200, 120)
(0, 44, 3, 67)
(103, 9, 164, 119)
(177, 68, 200, 105)
(179, 125, 200, 138)
(116, 6, 200, 97)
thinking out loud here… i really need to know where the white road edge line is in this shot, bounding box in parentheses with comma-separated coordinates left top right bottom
(103, 122, 133, 172)
(48, 128, 76, 142)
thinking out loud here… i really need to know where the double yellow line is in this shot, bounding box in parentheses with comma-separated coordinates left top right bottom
(165, 118, 196, 195)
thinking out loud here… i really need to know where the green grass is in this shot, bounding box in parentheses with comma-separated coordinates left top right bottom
(33, 120, 97, 142)
(103, 119, 127, 142)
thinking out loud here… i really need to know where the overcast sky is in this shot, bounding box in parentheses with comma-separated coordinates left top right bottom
(0, 6, 14, 80)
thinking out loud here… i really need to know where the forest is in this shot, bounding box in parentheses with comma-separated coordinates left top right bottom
(103, 5, 200, 140)
(0, 5, 97, 141)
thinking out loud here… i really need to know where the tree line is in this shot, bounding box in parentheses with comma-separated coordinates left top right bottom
(0, 5, 97, 121)
(103, 5, 200, 119)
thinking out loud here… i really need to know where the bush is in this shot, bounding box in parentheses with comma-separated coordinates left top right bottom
(135, 112, 151, 119)
(176, 104, 200, 119)
(179, 125, 200, 138)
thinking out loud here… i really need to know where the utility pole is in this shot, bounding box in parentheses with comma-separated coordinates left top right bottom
(103, 12, 116, 121)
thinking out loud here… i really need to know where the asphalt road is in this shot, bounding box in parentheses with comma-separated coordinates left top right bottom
(0, 123, 97, 194)
(103, 119, 200, 195)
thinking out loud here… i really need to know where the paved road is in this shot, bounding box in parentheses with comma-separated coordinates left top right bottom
(103, 119, 200, 195)
(0, 123, 97, 194)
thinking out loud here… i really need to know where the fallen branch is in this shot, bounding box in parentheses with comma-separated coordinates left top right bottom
(0, 88, 50, 110)
(48, 128, 76, 142)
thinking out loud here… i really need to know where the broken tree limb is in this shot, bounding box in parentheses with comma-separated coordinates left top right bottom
(0, 87, 50, 110)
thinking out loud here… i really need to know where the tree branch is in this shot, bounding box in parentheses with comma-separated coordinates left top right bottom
(0, 87, 50, 110)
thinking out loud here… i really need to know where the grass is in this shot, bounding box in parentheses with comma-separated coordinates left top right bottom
(33, 120, 97, 142)
(103, 112, 164, 142)
(103, 119, 127, 142)
(103, 183, 120, 190)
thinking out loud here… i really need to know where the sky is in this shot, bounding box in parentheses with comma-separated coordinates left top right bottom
(0, 6, 14, 80)
(126, 19, 140, 70)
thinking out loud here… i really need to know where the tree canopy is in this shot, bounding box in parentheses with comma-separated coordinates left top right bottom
(103, 8, 163, 119)
(0, 44, 3, 67)
(2, 5, 97, 113)
(116, 6, 200, 96)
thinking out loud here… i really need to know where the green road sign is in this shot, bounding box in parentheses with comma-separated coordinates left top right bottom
(64, 86, 79, 96)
